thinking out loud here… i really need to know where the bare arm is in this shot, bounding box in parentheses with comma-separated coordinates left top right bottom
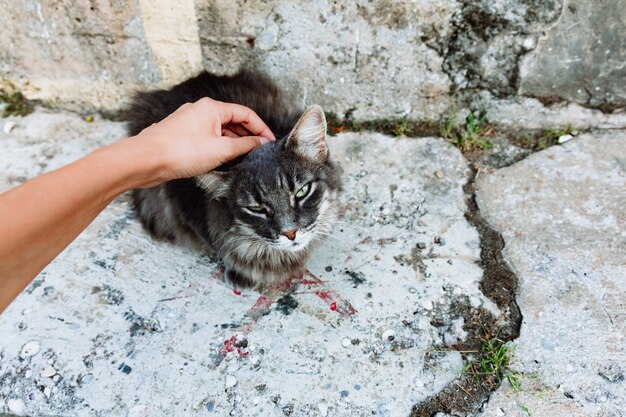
(0, 98, 275, 312)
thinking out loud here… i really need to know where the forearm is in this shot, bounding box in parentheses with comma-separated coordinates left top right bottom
(0, 138, 159, 312)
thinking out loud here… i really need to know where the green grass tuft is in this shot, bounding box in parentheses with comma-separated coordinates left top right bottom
(440, 110, 494, 152)
(0, 88, 34, 117)
(517, 125, 577, 151)
(464, 335, 522, 391)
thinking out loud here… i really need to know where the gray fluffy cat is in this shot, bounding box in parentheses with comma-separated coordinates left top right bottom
(126, 70, 342, 288)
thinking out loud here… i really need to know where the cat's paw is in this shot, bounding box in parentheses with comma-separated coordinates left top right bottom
(225, 268, 256, 290)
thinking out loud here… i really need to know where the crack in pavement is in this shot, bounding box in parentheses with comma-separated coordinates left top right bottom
(411, 164, 523, 417)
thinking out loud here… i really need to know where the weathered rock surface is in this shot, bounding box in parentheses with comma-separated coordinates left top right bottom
(0, 0, 160, 111)
(519, 1, 626, 112)
(476, 132, 626, 416)
(2, 1, 625, 125)
(0, 110, 502, 416)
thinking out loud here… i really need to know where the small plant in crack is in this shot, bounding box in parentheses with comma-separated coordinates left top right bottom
(0, 85, 34, 117)
(393, 118, 411, 137)
(517, 125, 577, 151)
(440, 110, 494, 152)
(464, 334, 522, 390)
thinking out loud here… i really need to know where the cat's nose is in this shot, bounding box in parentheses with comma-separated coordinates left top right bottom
(281, 229, 298, 241)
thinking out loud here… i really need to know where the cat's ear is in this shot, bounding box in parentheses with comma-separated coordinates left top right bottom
(286, 105, 328, 162)
(195, 171, 230, 197)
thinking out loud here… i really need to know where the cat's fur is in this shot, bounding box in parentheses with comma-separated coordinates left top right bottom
(126, 70, 342, 288)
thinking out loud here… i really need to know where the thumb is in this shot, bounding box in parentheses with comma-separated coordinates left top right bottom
(223, 136, 270, 161)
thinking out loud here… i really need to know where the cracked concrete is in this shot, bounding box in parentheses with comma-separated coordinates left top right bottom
(476, 131, 626, 417)
(0, 110, 513, 416)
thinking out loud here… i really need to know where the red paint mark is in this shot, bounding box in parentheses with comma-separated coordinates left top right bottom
(246, 295, 273, 320)
(213, 335, 251, 367)
(314, 290, 357, 317)
(272, 277, 296, 293)
(220, 336, 236, 355)
(250, 295, 272, 311)
(233, 289, 241, 296)
(300, 270, 324, 286)
(314, 290, 332, 301)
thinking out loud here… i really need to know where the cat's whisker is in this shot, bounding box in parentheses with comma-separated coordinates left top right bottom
(314, 231, 352, 248)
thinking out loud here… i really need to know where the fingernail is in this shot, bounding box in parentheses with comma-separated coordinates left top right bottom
(259, 137, 270, 145)
(264, 128, 276, 140)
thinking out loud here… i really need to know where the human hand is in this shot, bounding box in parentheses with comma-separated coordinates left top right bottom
(124, 97, 276, 187)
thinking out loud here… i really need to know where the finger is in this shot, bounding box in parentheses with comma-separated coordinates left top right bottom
(217, 102, 276, 141)
(221, 128, 240, 138)
(221, 136, 271, 162)
(224, 123, 251, 137)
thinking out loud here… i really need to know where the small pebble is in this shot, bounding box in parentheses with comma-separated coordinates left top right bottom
(206, 401, 215, 412)
(25, 370, 33, 378)
(44, 387, 52, 397)
(234, 334, 248, 348)
(416, 242, 426, 249)
(20, 340, 40, 359)
(40, 365, 56, 378)
(434, 170, 444, 179)
(341, 338, 351, 348)
(225, 375, 238, 388)
(8, 398, 26, 415)
(354, 384, 361, 391)
(408, 287, 417, 294)
(249, 355, 261, 367)
(318, 401, 329, 416)
(382, 329, 396, 342)
(3, 121, 16, 134)
(80, 373, 94, 384)
(522, 37, 536, 50)
(340, 390, 349, 398)
(558, 134, 573, 144)
(434, 236, 446, 246)
(325, 266, 332, 272)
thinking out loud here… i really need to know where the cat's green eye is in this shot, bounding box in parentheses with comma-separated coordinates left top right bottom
(295, 183, 311, 199)
(247, 205, 266, 214)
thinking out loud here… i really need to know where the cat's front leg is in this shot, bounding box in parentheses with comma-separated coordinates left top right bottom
(225, 266, 256, 290)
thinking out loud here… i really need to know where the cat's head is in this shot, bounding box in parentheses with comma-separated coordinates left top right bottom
(196, 105, 342, 253)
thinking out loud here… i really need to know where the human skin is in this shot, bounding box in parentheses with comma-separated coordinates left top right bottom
(0, 97, 276, 313)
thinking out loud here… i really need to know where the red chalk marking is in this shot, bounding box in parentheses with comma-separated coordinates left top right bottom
(245, 295, 273, 321)
(300, 270, 324, 286)
(250, 295, 272, 310)
(233, 289, 242, 296)
(314, 290, 357, 317)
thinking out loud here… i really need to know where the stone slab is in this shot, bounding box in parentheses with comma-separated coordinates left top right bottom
(519, 0, 626, 111)
(0, 111, 499, 416)
(476, 132, 626, 416)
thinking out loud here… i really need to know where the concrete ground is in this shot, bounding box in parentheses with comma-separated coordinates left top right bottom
(0, 110, 624, 417)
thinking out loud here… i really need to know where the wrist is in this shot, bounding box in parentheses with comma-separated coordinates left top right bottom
(90, 137, 166, 193)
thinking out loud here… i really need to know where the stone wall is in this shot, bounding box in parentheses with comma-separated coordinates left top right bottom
(1, 0, 624, 127)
